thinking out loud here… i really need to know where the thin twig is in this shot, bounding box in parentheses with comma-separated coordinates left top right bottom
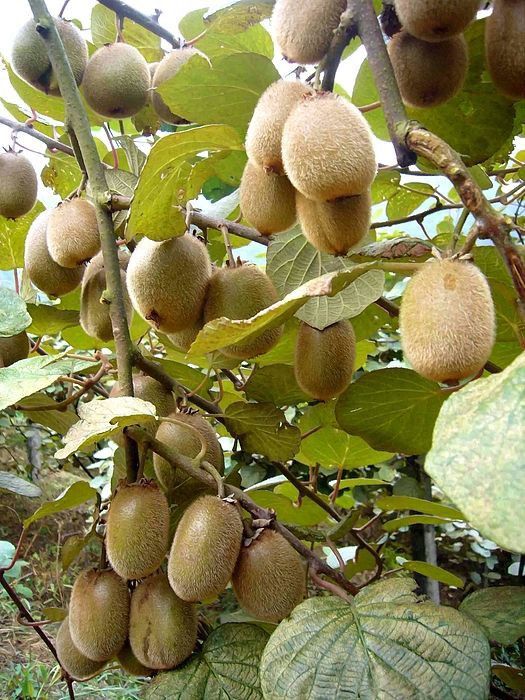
(97, 0, 180, 47)
(0, 116, 74, 155)
(274, 462, 341, 522)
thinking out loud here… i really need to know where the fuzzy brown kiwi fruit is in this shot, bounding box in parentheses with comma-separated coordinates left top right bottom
(12, 18, 88, 95)
(0, 151, 37, 219)
(110, 374, 175, 427)
(232, 529, 305, 622)
(166, 318, 202, 353)
(117, 640, 152, 676)
(282, 93, 377, 202)
(245, 80, 314, 173)
(388, 31, 468, 108)
(129, 573, 197, 670)
(56, 617, 105, 681)
(203, 264, 282, 359)
(151, 48, 197, 124)
(296, 190, 371, 255)
(400, 259, 496, 382)
(47, 198, 100, 268)
(168, 496, 243, 602)
(294, 320, 356, 400)
(0, 332, 30, 368)
(240, 161, 296, 235)
(486, 0, 525, 100)
(82, 43, 150, 118)
(69, 568, 129, 662)
(106, 480, 170, 580)
(394, 0, 479, 42)
(127, 234, 212, 334)
(272, 0, 347, 64)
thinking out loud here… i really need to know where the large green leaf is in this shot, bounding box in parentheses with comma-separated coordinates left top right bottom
(0, 202, 45, 271)
(400, 560, 464, 588)
(375, 495, 463, 520)
(203, 1, 274, 33)
(41, 151, 82, 198)
(425, 352, 525, 552)
(23, 481, 97, 529)
(17, 394, 79, 435)
(243, 364, 309, 406)
(27, 304, 79, 336)
(0, 288, 31, 336)
(225, 401, 300, 461)
(260, 579, 490, 699)
(459, 587, 525, 645)
(296, 428, 393, 472)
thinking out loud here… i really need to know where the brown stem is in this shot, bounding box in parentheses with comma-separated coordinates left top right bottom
(97, 0, 180, 47)
(320, 7, 358, 91)
(275, 462, 341, 522)
(0, 115, 74, 155)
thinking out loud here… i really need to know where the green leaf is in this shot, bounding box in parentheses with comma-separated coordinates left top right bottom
(337, 478, 389, 490)
(401, 561, 464, 588)
(0, 288, 31, 336)
(225, 401, 300, 461)
(156, 358, 213, 395)
(144, 623, 269, 699)
(0, 471, 41, 498)
(383, 515, 454, 532)
(61, 531, 95, 571)
(41, 607, 67, 622)
(425, 352, 525, 553)
(203, 1, 274, 33)
(244, 364, 309, 406)
(249, 484, 330, 527)
(90, 5, 117, 46)
(386, 183, 436, 220)
(459, 586, 525, 645)
(122, 17, 162, 62)
(41, 150, 82, 198)
(260, 579, 490, 699)
(27, 304, 79, 336)
(296, 428, 393, 472)
(492, 665, 525, 694)
(17, 394, 79, 436)
(0, 202, 45, 271)
(24, 481, 97, 529)
(336, 368, 447, 455)
(375, 495, 463, 520)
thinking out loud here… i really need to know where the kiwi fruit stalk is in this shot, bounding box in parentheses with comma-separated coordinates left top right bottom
(0, 151, 37, 219)
(394, 0, 479, 42)
(486, 0, 525, 100)
(0, 332, 30, 368)
(240, 161, 296, 235)
(47, 198, 100, 268)
(399, 259, 496, 382)
(56, 617, 105, 681)
(129, 573, 197, 670)
(117, 640, 152, 676)
(151, 48, 197, 124)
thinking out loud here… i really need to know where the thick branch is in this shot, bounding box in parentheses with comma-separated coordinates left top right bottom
(320, 8, 358, 91)
(97, 0, 180, 47)
(0, 115, 74, 155)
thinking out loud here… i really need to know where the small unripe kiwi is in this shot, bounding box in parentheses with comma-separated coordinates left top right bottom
(232, 529, 306, 622)
(394, 0, 479, 42)
(168, 496, 243, 602)
(296, 190, 371, 255)
(486, 0, 525, 100)
(56, 617, 105, 681)
(82, 43, 150, 118)
(12, 18, 88, 95)
(245, 80, 314, 173)
(69, 568, 129, 662)
(240, 162, 296, 235)
(400, 259, 496, 382)
(388, 31, 468, 109)
(129, 573, 197, 670)
(0, 151, 37, 219)
(127, 234, 212, 334)
(151, 48, 197, 124)
(0, 332, 30, 368)
(106, 480, 170, 580)
(272, 0, 347, 64)
(166, 319, 202, 352)
(294, 320, 356, 400)
(282, 93, 377, 202)
(204, 264, 282, 359)
(117, 640, 152, 676)
(47, 198, 100, 268)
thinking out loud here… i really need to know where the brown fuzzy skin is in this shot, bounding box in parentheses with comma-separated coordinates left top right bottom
(272, 0, 347, 64)
(232, 529, 306, 623)
(294, 320, 356, 400)
(129, 573, 197, 670)
(240, 162, 296, 235)
(388, 31, 468, 109)
(106, 481, 170, 580)
(117, 640, 152, 676)
(486, 0, 525, 100)
(296, 190, 371, 255)
(204, 265, 282, 359)
(245, 80, 314, 173)
(127, 234, 212, 334)
(56, 617, 105, 681)
(400, 259, 496, 382)
(282, 93, 377, 201)
(12, 18, 88, 95)
(82, 43, 150, 118)
(0, 152, 37, 219)
(0, 332, 30, 368)
(152, 48, 197, 124)
(69, 568, 129, 662)
(394, 0, 479, 42)
(47, 198, 100, 268)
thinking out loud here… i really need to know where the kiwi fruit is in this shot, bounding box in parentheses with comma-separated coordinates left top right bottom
(168, 496, 243, 602)
(69, 568, 129, 662)
(12, 17, 88, 95)
(127, 234, 212, 334)
(151, 48, 197, 124)
(245, 80, 314, 174)
(394, 0, 479, 42)
(486, 0, 525, 100)
(56, 617, 105, 681)
(129, 573, 197, 670)
(166, 318, 202, 353)
(203, 264, 282, 359)
(232, 529, 305, 622)
(294, 320, 356, 400)
(388, 31, 468, 108)
(282, 93, 377, 202)
(47, 198, 100, 268)
(82, 43, 150, 118)
(272, 0, 347, 64)
(0, 151, 37, 219)
(399, 259, 496, 382)
(296, 190, 371, 255)
(240, 161, 296, 235)
(117, 640, 152, 676)
(110, 374, 175, 426)
(0, 332, 30, 368)
(106, 480, 170, 580)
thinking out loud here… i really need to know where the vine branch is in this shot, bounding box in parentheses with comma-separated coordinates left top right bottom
(96, 0, 180, 48)
(0, 115, 74, 155)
